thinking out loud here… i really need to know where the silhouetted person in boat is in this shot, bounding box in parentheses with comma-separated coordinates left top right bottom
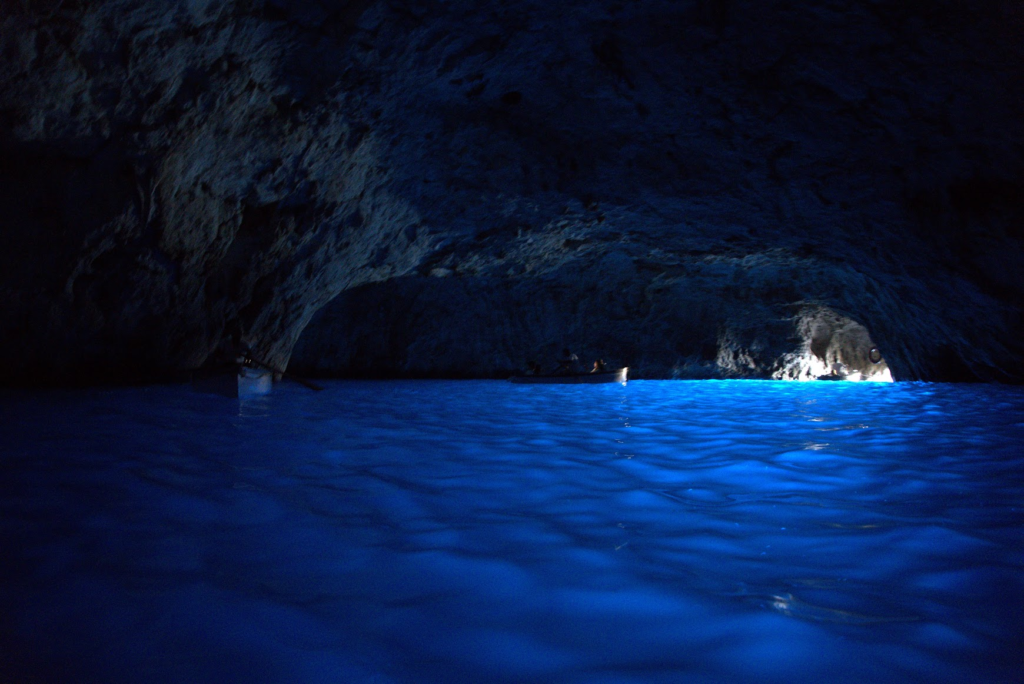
(214, 334, 252, 368)
(557, 348, 580, 374)
(591, 359, 607, 373)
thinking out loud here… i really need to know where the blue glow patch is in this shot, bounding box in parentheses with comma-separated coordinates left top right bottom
(0, 379, 1022, 683)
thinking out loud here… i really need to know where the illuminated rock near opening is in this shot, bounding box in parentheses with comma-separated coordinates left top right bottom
(771, 307, 892, 382)
(1, 0, 1022, 384)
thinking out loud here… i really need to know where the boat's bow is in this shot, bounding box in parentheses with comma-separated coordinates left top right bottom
(509, 367, 628, 384)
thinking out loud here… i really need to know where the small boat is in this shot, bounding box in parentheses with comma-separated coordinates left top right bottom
(192, 364, 273, 398)
(816, 371, 862, 382)
(509, 367, 628, 384)
(816, 373, 845, 381)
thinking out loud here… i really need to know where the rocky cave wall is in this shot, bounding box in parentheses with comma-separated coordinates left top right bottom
(2, 0, 1023, 384)
(0, 0, 423, 383)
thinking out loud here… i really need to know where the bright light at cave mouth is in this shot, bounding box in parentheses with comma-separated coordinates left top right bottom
(768, 308, 894, 382)
(777, 351, 895, 383)
(2, 380, 1020, 683)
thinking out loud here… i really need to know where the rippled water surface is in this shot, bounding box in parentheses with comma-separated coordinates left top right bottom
(2, 380, 1023, 683)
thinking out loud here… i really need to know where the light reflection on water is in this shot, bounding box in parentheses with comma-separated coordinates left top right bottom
(1, 380, 1023, 683)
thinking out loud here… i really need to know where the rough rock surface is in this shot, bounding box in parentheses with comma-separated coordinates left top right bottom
(2, 0, 1022, 384)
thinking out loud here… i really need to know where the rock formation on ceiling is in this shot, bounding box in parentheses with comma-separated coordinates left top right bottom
(1, 0, 1022, 385)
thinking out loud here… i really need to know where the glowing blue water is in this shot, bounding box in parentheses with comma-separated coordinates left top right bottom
(2, 380, 1023, 683)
